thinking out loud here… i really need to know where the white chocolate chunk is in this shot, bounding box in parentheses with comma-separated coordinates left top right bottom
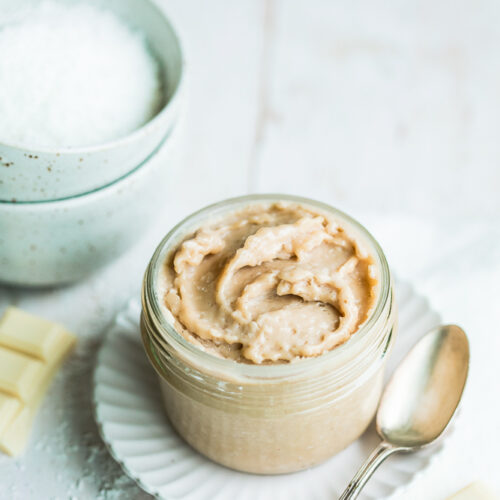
(0, 393, 21, 435)
(0, 369, 53, 457)
(448, 482, 499, 500)
(0, 347, 44, 402)
(0, 307, 65, 361)
(0, 402, 33, 457)
(0, 307, 77, 457)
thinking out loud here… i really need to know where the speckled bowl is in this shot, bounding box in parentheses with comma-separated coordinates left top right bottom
(0, 0, 184, 202)
(0, 123, 182, 286)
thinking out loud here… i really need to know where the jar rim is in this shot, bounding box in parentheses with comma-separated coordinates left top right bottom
(142, 193, 391, 380)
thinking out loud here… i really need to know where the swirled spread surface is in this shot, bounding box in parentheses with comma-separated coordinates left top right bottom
(159, 202, 379, 364)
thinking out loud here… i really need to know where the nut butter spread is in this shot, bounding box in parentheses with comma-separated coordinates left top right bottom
(159, 202, 378, 364)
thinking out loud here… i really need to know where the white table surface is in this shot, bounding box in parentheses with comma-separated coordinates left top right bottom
(1, 0, 499, 498)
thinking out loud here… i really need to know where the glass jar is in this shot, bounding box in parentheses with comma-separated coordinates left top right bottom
(141, 194, 397, 474)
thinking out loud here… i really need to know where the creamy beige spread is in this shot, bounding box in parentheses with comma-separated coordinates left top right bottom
(159, 202, 378, 364)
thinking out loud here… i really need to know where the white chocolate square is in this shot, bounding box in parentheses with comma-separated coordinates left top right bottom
(0, 393, 22, 436)
(0, 307, 65, 361)
(0, 347, 44, 402)
(448, 482, 499, 500)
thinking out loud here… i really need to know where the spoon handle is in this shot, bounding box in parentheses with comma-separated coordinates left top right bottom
(338, 442, 402, 500)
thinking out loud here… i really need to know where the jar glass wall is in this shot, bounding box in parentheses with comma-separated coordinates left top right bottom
(141, 194, 397, 474)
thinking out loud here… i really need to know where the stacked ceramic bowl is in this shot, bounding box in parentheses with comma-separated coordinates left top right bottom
(0, 0, 184, 286)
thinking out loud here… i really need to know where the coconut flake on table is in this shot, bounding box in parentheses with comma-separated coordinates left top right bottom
(0, 1, 163, 149)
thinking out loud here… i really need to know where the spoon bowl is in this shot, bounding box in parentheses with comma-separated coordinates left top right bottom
(340, 324, 469, 499)
(377, 324, 469, 448)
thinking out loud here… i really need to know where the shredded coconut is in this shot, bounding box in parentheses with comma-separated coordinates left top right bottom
(0, 1, 163, 149)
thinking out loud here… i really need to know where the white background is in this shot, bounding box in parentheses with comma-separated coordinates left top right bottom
(1, 0, 499, 498)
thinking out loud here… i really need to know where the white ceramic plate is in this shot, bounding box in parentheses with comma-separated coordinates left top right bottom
(93, 280, 445, 499)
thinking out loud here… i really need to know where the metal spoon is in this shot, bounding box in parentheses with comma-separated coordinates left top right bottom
(339, 324, 469, 500)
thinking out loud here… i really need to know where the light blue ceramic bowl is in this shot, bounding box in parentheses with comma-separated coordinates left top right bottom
(0, 0, 184, 202)
(0, 124, 183, 286)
